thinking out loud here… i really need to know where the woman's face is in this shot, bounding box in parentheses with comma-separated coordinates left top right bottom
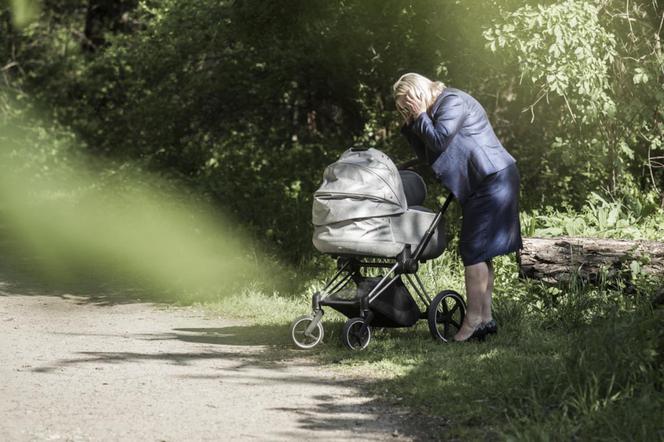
(395, 95, 411, 123)
(396, 88, 425, 123)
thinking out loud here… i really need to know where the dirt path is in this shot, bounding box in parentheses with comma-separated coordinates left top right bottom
(0, 293, 426, 441)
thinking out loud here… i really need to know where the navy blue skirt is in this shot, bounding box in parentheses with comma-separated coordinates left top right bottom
(459, 163, 523, 266)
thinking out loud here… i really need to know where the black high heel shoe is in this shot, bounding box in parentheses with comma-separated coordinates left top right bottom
(469, 324, 487, 341)
(454, 323, 487, 342)
(482, 319, 498, 336)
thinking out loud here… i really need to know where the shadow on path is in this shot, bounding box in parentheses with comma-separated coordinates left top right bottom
(0, 277, 162, 306)
(2, 291, 438, 440)
(169, 326, 293, 347)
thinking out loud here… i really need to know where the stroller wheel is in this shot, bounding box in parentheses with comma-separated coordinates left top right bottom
(428, 290, 466, 343)
(341, 317, 371, 351)
(290, 315, 324, 349)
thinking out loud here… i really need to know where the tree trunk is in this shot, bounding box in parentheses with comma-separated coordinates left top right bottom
(518, 237, 664, 284)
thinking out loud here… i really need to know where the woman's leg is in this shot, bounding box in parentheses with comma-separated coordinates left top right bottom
(481, 259, 494, 323)
(454, 261, 489, 341)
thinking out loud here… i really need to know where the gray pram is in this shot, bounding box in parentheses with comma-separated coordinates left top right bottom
(290, 147, 466, 350)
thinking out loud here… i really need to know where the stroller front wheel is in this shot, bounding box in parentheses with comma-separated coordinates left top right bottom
(342, 317, 371, 351)
(290, 315, 324, 349)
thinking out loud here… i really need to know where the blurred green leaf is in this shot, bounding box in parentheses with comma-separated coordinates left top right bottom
(9, 0, 40, 28)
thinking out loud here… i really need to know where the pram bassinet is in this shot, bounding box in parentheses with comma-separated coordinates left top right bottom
(312, 147, 446, 260)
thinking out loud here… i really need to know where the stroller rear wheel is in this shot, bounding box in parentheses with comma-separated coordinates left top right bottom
(290, 315, 324, 349)
(428, 290, 465, 343)
(342, 317, 371, 351)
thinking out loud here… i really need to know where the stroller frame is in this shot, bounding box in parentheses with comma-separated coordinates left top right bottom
(291, 193, 466, 350)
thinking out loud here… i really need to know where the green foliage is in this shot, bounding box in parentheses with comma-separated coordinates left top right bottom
(523, 189, 664, 239)
(6, 0, 39, 28)
(485, 0, 664, 208)
(0, 105, 288, 301)
(4, 0, 662, 260)
(11, 0, 653, 260)
(485, 0, 617, 121)
(3, 0, 446, 260)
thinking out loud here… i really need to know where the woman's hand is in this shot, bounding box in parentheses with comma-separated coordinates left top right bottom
(404, 91, 427, 120)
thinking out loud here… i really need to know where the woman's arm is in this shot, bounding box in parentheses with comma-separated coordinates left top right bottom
(409, 92, 466, 155)
(400, 123, 430, 165)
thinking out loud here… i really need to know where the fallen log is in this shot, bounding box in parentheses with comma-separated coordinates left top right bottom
(518, 237, 664, 284)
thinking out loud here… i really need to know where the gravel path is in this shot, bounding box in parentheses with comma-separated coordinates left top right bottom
(0, 293, 424, 441)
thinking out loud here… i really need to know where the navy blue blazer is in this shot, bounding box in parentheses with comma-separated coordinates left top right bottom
(401, 87, 516, 204)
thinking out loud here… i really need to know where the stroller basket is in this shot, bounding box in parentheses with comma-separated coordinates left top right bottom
(323, 276, 420, 328)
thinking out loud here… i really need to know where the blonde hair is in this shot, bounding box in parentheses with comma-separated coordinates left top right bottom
(392, 73, 445, 119)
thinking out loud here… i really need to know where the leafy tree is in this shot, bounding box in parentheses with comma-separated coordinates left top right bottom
(2, 0, 662, 260)
(486, 0, 664, 208)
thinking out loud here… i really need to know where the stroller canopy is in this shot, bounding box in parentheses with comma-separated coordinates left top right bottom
(312, 147, 446, 258)
(312, 148, 408, 226)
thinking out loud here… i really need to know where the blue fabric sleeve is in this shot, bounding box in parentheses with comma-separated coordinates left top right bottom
(400, 123, 430, 164)
(411, 92, 466, 155)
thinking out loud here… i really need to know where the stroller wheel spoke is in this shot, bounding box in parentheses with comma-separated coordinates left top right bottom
(450, 303, 459, 315)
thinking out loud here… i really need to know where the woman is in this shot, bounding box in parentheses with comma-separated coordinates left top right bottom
(393, 73, 522, 342)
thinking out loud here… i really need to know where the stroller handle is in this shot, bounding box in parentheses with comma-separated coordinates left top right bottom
(440, 192, 455, 213)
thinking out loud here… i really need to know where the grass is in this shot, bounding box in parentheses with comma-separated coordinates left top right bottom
(205, 249, 664, 441)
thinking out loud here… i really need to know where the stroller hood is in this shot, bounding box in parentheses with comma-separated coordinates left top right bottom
(312, 148, 408, 226)
(312, 147, 445, 258)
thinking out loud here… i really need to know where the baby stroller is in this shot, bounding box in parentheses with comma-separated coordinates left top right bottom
(290, 147, 466, 350)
